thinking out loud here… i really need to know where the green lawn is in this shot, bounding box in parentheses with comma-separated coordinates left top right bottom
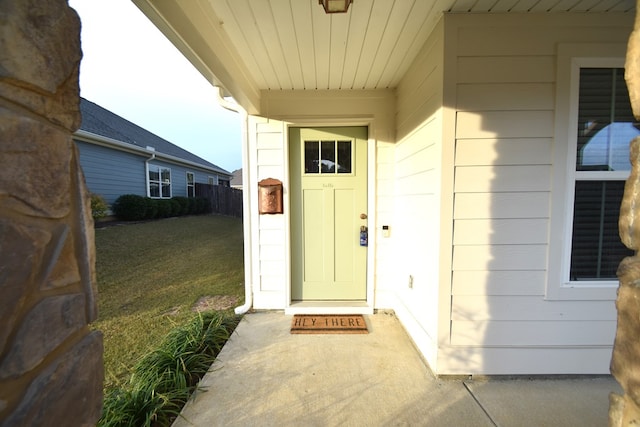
(93, 215, 244, 390)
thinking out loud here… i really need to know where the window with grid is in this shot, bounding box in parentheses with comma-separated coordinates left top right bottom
(187, 172, 195, 197)
(148, 165, 171, 198)
(570, 68, 637, 281)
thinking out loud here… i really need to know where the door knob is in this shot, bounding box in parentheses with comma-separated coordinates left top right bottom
(360, 213, 367, 219)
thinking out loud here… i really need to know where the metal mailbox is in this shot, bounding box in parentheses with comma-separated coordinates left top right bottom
(258, 178, 283, 214)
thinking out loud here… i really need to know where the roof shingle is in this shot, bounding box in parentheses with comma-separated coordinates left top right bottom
(79, 98, 230, 175)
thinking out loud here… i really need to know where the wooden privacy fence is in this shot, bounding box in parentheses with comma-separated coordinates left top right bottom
(195, 184, 243, 218)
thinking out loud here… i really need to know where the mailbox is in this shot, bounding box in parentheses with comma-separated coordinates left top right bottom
(258, 178, 283, 214)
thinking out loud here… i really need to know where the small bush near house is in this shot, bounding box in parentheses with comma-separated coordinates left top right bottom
(172, 196, 190, 215)
(154, 199, 172, 218)
(90, 193, 109, 220)
(145, 198, 158, 219)
(98, 311, 240, 427)
(169, 198, 181, 217)
(112, 194, 214, 221)
(112, 194, 149, 221)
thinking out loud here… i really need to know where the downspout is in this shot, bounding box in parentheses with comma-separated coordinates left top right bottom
(214, 86, 253, 315)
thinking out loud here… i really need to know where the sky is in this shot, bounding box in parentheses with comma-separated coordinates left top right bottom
(68, 0, 242, 173)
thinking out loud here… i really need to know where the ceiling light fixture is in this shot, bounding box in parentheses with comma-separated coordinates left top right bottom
(319, 0, 353, 14)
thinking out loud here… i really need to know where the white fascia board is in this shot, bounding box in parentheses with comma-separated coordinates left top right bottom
(73, 129, 232, 178)
(132, 0, 261, 115)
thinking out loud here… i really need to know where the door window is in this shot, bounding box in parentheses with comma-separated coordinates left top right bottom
(304, 140, 352, 174)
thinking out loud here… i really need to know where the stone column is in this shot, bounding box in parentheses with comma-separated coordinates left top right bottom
(0, 1, 103, 426)
(610, 1, 640, 425)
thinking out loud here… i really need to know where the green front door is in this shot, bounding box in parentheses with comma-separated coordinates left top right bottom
(289, 127, 368, 300)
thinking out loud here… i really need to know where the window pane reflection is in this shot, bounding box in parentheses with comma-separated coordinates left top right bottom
(321, 141, 336, 172)
(149, 183, 160, 198)
(337, 141, 351, 173)
(577, 68, 638, 171)
(305, 141, 319, 173)
(571, 180, 633, 279)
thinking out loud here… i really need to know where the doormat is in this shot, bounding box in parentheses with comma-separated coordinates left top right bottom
(290, 314, 368, 334)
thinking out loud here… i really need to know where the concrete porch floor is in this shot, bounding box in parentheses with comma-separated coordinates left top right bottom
(173, 311, 621, 427)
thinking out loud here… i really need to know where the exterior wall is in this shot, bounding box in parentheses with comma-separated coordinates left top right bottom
(75, 140, 147, 204)
(248, 90, 395, 310)
(439, 12, 633, 375)
(75, 140, 229, 204)
(149, 159, 221, 199)
(241, 11, 633, 376)
(247, 117, 288, 309)
(392, 18, 446, 371)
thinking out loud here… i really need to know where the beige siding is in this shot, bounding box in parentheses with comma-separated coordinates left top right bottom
(392, 19, 445, 369)
(455, 138, 552, 166)
(451, 321, 616, 346)
(454, 192, 550, 219)
(250, 117, 288, 308)
(444, 13, 630, 374)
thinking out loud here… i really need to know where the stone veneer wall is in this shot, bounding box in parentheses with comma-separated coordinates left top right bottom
(610, 1, 640, 425)
(0, 1, 103, 425)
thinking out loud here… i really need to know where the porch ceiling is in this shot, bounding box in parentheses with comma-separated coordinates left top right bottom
(133, 0, 635, 114)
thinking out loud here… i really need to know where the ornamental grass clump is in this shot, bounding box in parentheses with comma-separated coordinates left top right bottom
(99, 311, 240, 427)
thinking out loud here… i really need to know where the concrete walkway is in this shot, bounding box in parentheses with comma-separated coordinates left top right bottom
(173, 311, 621, 427)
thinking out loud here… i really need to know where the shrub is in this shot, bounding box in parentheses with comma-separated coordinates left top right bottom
(90, 193, 109, 220)
(112, 195, 149, 221)
(172, 197, 190, 216)
(98, 312, 240, 427)
(144, 198, 158, 220)
(155, 199, 172, 218)
(99, 386, 187, 427)
(169, 199, 181, 217)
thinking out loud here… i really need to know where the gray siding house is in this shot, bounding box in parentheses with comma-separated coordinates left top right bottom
(75, 98, 231, 206)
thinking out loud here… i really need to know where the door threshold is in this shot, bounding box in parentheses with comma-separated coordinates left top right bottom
(285, 301, 373, 315)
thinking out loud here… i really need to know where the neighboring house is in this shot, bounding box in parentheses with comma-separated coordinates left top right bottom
(230, 169, 243, 190)
(133, 0, 636, 376)
(74, 98, 232, 206)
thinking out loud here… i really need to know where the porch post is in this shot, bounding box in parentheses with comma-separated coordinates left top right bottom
(0, 0, 103, 425)
(610, 1, 640, 424)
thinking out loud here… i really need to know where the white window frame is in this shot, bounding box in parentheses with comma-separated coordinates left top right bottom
(547, 43, 628, 301)
(147, 164, 172, 199)
(208, 176, 218, 186)
(186, 171, 195, 197)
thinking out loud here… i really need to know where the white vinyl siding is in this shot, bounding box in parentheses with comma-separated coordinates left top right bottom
(247, 117, 287, 308)
(393, 19, 445, 369)
(443, 13, 631, 374)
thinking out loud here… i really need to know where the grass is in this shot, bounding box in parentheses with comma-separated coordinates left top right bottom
(99, 311, 240, 427)
(93, 215, 244, 390)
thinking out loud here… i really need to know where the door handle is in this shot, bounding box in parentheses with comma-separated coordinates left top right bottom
(360, 213, 367, 219)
